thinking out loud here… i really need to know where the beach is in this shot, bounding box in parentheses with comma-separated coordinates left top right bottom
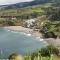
(4, 26, 42, 38)
(45, 38, 60, 47)
(4, 26, 60, 47)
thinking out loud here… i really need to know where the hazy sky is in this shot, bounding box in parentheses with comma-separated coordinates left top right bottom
(0, 0, 33, 5)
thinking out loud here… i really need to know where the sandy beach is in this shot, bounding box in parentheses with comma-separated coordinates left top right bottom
(4, 26, 42, 37)
(45, 38, 60, 47)
(4, 26, 60, 47)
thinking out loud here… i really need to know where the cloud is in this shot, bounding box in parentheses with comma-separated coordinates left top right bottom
(0, 0, 33, 5)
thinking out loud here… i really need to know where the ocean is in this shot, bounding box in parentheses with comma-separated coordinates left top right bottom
(0, 28, 48, 58)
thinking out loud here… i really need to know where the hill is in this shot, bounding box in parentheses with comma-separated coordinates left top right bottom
(0, 0, 60, 10)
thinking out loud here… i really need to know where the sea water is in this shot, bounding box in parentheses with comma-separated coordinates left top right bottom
(0, 28, 48, 58)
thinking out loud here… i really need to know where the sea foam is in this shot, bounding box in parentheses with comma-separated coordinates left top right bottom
(7, 30, 10, 32)
(40, 39, 44, 41)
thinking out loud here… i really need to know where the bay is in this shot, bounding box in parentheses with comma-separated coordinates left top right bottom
(0, 28, 47, 58)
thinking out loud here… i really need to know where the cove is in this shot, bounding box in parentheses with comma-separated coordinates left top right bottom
(0, 28, 47, 58)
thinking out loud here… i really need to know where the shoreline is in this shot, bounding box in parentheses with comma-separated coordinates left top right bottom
(4, 26, 60, 47)
(4, 26, 43, 38)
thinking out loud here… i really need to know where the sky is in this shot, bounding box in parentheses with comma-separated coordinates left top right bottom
(0, 0, 33, 5)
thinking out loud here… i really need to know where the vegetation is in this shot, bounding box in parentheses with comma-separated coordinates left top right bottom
(8, 45, 60, 60)
(0, 4, 60, 38)
(0, 19, 26, 26)
(0, 1, 60, 59)
(8, 53, 24, 60)
(40, 21, 60, 38)
(24, 45, 60, 60)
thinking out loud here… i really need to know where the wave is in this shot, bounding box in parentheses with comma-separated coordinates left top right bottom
(11, 31, 19, 33)
(36, 37, 44, 41)
(40, 39, 44, 41)
(7, 30, 10, 32)
(6, 29, 47, 44)
(36, 37, 47, 44)
(23, 33, 32, 36)
(26, 34, 31, 36)
(7, 29, 32, 37)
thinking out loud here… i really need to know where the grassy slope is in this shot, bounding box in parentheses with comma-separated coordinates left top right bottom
(0, 3, 53, 16)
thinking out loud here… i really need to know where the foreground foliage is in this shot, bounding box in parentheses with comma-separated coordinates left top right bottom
(8, 45, 60, 60)
(24, 45, 60, 60)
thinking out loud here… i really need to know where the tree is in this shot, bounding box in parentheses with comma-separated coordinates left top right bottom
(40, 45, 59, 57)
(7, 20, 15, 26)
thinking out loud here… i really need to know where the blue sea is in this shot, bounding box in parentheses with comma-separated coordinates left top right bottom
(0, 28, 48, 58)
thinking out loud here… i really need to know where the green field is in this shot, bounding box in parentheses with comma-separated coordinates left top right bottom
(32, 8, 45, 12)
